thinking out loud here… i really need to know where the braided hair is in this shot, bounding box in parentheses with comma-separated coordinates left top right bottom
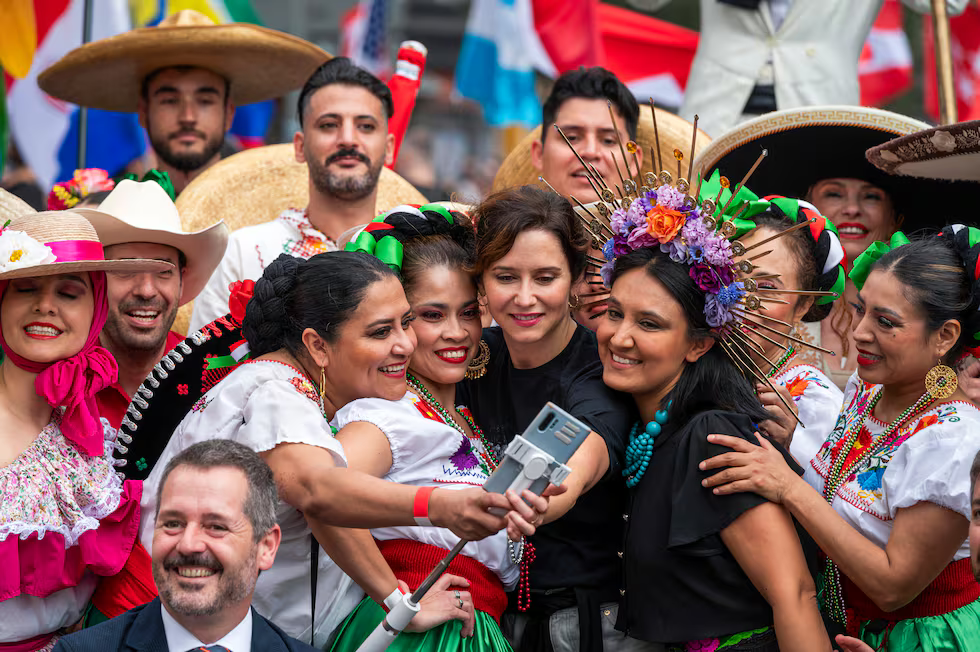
(870, 226, 980, 364)
(242, 251, 397, 358)
(747, 197, 847, 323)
(346, 203, 476, 298)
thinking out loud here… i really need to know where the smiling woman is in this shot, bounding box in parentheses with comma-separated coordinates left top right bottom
(700, 229, 980, 651)
(0, 210, 171, 649)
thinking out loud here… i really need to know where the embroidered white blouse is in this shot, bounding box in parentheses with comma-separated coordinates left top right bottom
(804, 372, 980, 560)
(774, 362, 845, 467)
(189, 209, 338, 333)
(139, 360, 355, 648)
(331, 391, 519, 589)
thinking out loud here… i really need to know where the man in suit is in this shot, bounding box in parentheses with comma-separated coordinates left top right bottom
(54, 439, 317, 652)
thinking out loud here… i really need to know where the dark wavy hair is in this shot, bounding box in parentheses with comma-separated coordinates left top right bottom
(242, 251, 397, 359)
(610, 247, 768, 425)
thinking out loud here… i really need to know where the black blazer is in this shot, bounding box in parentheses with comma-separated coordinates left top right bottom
(52, 598, 318, 652)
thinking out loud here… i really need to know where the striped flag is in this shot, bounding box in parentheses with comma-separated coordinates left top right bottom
(340, 0, 390, 79)
(923, 1, 980, 121)
(858, 0, 913, 107)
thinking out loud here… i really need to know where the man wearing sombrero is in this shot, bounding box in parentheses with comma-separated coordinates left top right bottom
(38, 10, 329, 196)
(187, 57, 399, 332)
(74, 177, 229, 429)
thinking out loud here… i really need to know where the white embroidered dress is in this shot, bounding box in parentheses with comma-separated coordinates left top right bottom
(331, 391, 519, 589)
(774, 362, 845, 466)
(804, 372, 980, 559)
(139, 360, 356, 648)
(189, 209, 338, 333)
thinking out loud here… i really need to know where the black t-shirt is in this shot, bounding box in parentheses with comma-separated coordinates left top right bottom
(617, 409, 804, 644)
(461, 324, 635, 595)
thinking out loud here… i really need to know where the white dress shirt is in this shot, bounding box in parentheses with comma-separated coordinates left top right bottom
(160, 603, 252, 652)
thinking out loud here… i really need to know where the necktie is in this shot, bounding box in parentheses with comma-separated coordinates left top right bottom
(194, 646, 231, 652)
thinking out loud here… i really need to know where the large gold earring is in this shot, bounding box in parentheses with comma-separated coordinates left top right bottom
(568, 294, 581, 310)
(465, 340, 490, 380)
(925, 360, 957, 400)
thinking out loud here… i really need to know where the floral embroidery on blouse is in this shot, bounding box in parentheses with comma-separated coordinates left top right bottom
(0, 419, 123, 546)
(408, 394, 493, 485)
(783, 366, 830, 402)
(811, 378, 964, 520)
(191, 396, 212, 413)
(277, 208, 335, 259)
(290, 376, 320, 405)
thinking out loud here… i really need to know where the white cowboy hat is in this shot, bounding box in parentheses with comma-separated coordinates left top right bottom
(75, 179, 229, 306)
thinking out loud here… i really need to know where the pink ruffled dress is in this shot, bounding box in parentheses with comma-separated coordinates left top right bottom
(0, 416, 141, 651)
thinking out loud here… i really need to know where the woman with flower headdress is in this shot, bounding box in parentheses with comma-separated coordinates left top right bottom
(0, 210, 172, 650)
(596, 175, 831, 651)
(715, 188, 847, 464)
(463, 185, 654, 652)
(701, 228, 980, 650)
(326, 204, 548, 652)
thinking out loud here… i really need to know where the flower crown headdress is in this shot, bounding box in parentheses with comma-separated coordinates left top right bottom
(542, 106, 841, 423)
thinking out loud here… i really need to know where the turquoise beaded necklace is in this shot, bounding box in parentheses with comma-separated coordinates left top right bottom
(623, 401, 671, 488)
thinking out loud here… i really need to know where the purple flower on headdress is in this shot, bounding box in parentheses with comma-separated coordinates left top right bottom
(629, 198, 653, 229)
(690, 263, 723, 293)
(613, 235, 632, 256)
(610, 208, 632, 237)
(660, 239, 689, 263)
(627, 228, 657, 250)
(599, 261, 615, 288)
(602, 237, 616, 262)
(704, 294, 734, 329)
(655, 184, 685, 210)
(701, 235, 734, 268)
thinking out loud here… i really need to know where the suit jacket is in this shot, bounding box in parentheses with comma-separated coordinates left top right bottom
(645, 0, 969, 137)
(52, 599, 319, 652)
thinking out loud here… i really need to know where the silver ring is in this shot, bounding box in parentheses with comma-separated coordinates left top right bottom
(455, 590, 463, 609)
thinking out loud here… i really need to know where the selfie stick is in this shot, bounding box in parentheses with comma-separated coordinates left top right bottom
(356, 403, 585, 651)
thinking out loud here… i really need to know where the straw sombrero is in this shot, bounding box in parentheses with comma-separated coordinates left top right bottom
(867, 119, 980, 182)
(0, 188, 34, 224)
(491, 105, 710, 194)
(0, 211, 172, 280)
(38, 10, 330, 113)
(171, 143, 427, 334)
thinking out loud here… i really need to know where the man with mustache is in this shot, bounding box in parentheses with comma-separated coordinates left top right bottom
(188, 57, 394, 331)
(38, 10, 329, 196)
(52, 439, 319, 652)
(75, 176, 228, 429)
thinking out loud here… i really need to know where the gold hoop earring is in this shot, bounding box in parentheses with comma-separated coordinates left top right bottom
(925, 360, 957, 400)
(465, 340, 490, 380)
(568, 294, 581, 310)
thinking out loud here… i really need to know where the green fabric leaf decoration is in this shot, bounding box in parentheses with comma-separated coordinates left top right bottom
(848, 231, 911, 289)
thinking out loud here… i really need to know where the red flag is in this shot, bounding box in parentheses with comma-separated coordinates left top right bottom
(532, 0, 603, 75)
(923, 2, 980, 121)
(858, 0, 913, 107)
(598, 3, 698, 108)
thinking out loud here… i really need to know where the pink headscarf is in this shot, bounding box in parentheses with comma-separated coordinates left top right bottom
(0, 272, 118, 456)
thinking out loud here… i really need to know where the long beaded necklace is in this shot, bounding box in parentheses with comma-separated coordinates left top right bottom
(405, 372, 538, 610)
(765, 346, 796, 379)
(405, 372, 498, 474)
(818, 386, 937, 626)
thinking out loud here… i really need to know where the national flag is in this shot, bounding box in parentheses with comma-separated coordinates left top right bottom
(857, 0, 913, 107)
(923, 2, 980, 121)
(454, 0, 546, 127)
(340, 0, 390, 79)
(530, 0, 603, 77)
(5, 0, 142, 189)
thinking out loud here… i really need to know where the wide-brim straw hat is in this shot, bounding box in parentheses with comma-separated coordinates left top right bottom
(690, 106, 978, 233)
(75, 179, 229, 306)
(0, 211, 173, 280)
(37, 10, 330, 113)
(0, 188, 34, 224)
(491, 105, 710, 194)
(171, 143, 427, 334)
(866, 119, 980, 182)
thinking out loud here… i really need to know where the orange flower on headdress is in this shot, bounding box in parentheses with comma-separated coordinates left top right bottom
(646, 205, 686, 243)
